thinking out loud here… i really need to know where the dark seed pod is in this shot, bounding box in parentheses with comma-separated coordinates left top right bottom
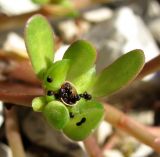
(47, 76, 53, 83)
(63, 97, 68, 103)
(60, 81, 78, 106)
(69, 101, 74, 105)
(62, 93, 68, 98)
(65, 83, 72, 91)
(60, 88, 65, 94)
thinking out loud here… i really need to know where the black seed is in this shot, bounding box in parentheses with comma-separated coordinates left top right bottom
(68, 101, 74, 105)
(63, 97, 68, 103)
(60, 88, 65, 94)
(76, 117, 86, 126)
(86, 94, 92, 100)
(47, 90, 54, 96)
(83, 92, 92, 100)
(74, 95, 80, 101)
(76, 122, 81, 126)
(69, 112, 74, 118)
(62, 93, 68, 98)
(47, 76, 53, 83)
(81, 117, 86, 123)
(64, 83, 72, 90)
(83, 92, 87, 95)
(68, 90, 72, 95)
(54, 93, 59, 99)
(79, 94, 83, 97)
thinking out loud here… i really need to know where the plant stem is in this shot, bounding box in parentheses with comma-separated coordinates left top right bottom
(5, 107, 25, 157)
(84, 135, 104, 157)
(136, 55, 160, 80)
(102, 133, 119, 151)
(104, 103, 160, 153)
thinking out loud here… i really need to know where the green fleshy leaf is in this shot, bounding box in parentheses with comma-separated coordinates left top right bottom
(43, 59, 70, 91)
(89, 49, 145, 97)
(32, 96, 46, 112)
(43, 101, 70, 130)
(63, 40, 97, 81)
(45, 95, 55, 103)
(72, 67, 96, 93)
(25, 14, 54, 79)
(50, 0, 64, 3)
(32, 0, 50, 4)
(58, 0, 73, 7)
(63, 100, 104, 141)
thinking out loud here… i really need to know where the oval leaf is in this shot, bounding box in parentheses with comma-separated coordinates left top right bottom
(63, 100, 104, 141)
(43, 59, 70, 91)
(25, 14, 54, 79)
(43, 101, 70, 130)
(72, 67, 96, 93)
(89, 49, 145, 97)
(63, 40, 96, 81)
(32, 96, 46, 112)
(32, 0, 50, 4)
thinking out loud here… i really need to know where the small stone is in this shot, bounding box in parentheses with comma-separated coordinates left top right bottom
(58, 20, 79, 42)
(131, 144, 153, 157)
(103, 149, 124, 157)
(83, 7, 113, 23)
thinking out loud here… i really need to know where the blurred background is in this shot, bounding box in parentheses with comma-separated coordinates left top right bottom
(0, 0, 160, 157)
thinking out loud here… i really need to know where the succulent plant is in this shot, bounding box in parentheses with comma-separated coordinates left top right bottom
(24, 14, 145, 141)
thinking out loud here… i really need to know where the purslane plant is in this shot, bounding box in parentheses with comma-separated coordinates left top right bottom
(24, 14, 145, 141)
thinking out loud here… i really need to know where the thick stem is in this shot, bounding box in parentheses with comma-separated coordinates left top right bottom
(84, 135, 104, 157)
(104, 103, 160, 153)
(136, 55, 160, 80)
(5, 107, 25, 157)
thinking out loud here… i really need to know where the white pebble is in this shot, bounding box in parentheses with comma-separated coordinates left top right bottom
(103, 149, 124, 157)
(83, 8, 113, 23)
(97, 121, 112, 145)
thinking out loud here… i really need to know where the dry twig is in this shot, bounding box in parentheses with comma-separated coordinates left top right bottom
(5, 107, 25, 157)
(104, 103, 160, 153)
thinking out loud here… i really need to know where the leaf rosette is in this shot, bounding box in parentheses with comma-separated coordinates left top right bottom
(25, 14, 145, 141)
